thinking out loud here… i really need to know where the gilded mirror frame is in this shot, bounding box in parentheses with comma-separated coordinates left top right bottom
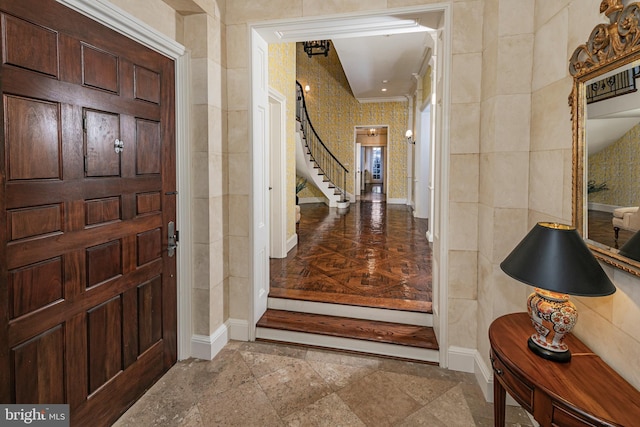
(570, 0, 640, 276)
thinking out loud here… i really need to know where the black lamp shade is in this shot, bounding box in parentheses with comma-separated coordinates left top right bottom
(500, 222, 616, 297)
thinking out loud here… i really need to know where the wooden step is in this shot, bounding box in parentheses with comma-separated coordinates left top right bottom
(256, 309, 438, 356)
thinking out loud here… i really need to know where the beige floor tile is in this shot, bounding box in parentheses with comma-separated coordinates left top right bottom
(114, 341, 535, 427)
(417, 384, 477, 426)
(256, 360, 333, 418)
(383, 371, 459, 405)
(306, 359, 375, 391)
(197, 380, 283, 426)
(283, 393, 365, 426)
(337, 371, 422, 426)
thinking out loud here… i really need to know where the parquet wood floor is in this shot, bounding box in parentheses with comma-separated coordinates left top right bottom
(588, 209, 633, 249)
(270, 198, 433, 313)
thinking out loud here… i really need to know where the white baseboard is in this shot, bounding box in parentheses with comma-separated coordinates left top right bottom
(475, 351, 494, 402)
(299, 197, 325, 204)
(228, 318, 250, 341)
(287, 234, 298, 253)
(191, 322, 229, 360)
(474, 350, 520, 406)
(387, 198, 407, 205)
(588, 202, 618, 213)
(447, 346, 476, 373)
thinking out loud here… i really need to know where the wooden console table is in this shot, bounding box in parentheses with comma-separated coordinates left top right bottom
(489, 313, 640, 427)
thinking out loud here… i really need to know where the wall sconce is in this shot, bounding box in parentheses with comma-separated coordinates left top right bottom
(405, 129, 415, 144)
(303, 40, 331, 58)
(368, 128, 377, 137)
(304, 84, 310, 93)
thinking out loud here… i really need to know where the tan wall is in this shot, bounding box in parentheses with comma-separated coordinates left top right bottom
(529, 0, 640, 389)
(589, 122, 640, 207)
(268, 43, 298, 240)
(110, 0, 640, 391)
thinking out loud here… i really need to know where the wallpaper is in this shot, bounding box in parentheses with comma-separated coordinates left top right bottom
(588, 121, 640, 207)
(296, 42, 409, 200)
(268, 42, 297, 239)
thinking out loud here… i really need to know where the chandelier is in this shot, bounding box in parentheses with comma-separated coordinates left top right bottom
(303, 40, 331, 58)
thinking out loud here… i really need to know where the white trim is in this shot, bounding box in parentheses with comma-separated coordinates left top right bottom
(387, 198, 408, 205)
(256, 328, 439, 363)
(253, 6, 443, 43)
(436, 7, 452, 369)
(56, 0, 192, 360)
(474, 351, 494, 402)
(175, 54, 193, 361)
(268, 88, 288, 259)
(190, 323, 229, 360)
(447, 346, 476, 373)
(474, 351, 520, 406)
(588, 202, 618, 213)
(267, 297, 433, 326)
(228, 318, 250, 341)
(286, 234, 298, 253)
(56, 0, 184, 58)
(298, 197, 326, 204)
(358, 96, 409, 103)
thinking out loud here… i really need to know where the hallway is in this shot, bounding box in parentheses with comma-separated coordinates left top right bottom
(270, 194, 432, 313)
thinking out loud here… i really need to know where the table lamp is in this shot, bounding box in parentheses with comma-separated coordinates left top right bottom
(500, 222, 616, 362)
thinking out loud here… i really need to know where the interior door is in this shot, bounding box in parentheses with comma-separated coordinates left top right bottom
(250, 29, 269, 334)
(0, 1, 177, 425)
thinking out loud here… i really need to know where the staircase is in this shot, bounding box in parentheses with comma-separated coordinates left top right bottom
(295, 81, 350, 209)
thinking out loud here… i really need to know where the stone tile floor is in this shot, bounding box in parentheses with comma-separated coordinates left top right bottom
(114, 341, 533, 426)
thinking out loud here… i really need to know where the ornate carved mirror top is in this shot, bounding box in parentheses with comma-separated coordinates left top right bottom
(570, 0, 640, 276)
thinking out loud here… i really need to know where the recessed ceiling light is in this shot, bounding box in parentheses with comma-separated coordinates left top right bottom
(382, 79, 388, 83)
(381, 88, 387, 92)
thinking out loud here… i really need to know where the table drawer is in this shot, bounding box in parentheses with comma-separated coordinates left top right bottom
(491, 353, 534, 412)
(552, 403, 602, 427)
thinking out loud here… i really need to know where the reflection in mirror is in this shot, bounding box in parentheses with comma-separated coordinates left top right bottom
(586, 65, 640, 256)
(569, 0, 640, 275)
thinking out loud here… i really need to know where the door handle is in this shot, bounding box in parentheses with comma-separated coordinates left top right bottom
(168, 221, 177, 257)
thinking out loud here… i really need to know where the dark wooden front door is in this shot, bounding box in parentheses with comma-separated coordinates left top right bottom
(0, 1, 177, 425)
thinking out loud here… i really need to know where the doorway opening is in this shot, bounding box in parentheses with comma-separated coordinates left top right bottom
(251, 5, 452, 366)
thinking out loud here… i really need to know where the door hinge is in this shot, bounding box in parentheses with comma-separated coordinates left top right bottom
(175, 230, 179, 242)
(82, 115, 87, 132)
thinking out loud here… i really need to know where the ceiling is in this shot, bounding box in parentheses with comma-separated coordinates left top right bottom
(332, 31, 436, 102)
(586, 79, 640, 155)
(256, 9, 442, 103)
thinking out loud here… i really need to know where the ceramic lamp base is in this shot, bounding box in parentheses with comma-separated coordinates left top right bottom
(527, 288, 578, 363)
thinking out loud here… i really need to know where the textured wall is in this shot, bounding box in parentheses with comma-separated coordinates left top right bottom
(588, 122, 640, 206)
(296, 43, 409, 200)
(268, 43, 298, 240)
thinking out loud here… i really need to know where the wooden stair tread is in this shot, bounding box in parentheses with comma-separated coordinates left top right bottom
(257, 309, 438, 350)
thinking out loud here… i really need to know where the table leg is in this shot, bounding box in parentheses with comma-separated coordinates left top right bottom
(494, 377, 506, 427)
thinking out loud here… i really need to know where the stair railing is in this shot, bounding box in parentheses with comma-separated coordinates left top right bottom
(296, 81, 349, 203)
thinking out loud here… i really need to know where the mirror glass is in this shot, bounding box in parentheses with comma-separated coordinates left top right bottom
(585, 65, 640, 256)
(570, 0, 640, 275)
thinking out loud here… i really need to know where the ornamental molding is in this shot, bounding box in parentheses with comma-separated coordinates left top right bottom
(569, 0, 640, 76)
